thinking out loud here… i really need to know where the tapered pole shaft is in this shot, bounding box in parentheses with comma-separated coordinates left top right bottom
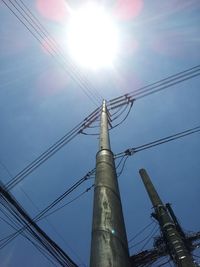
(139, 169, 195, 267)
(90, 100, 130, 267)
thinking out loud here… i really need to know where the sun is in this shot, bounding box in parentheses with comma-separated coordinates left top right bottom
(67, 3, 119, 70)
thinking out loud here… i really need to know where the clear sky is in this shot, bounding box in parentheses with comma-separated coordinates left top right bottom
(0, 0, 200, 266)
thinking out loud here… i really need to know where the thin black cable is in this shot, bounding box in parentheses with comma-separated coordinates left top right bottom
(81, 102, 134, 135)
(109, 65, 200, 106)
(117, 156, 129, 178)
(3, 0, 101, 106)
(110, 104, 125, 117)
(133, 127, 200, 154)
(129, 223, 158, 249)
(0, 212, 58, 266)
(108, 68, 200, 110)
(16, 0, 103, 101)
(41, 184, 94, 221)
(130, 67, 200, 99)
(20, 189, 86, 267)
(1, 163, 83, 267)
(11, 0, 102, 105)
(128, 220, 155, 244)
(1, 6, 200, 191)
(15, 0, 103, 104)
(0, 206, 59, 266)
(115, 125, 200, 159)
(5, 108, 100, 190)
(34, 170, 95, 222)
(110, 102, 130, 122)
(0, 169, 95, 249)
(157, 259, 171, 267)
(0, 214, 22, 242)
(116, 155, 126, 169)
(6, 131, 79, 190)
(2, 124, 199, 251)
(0, 192, 72, 265)
(140, 227, 159, 251)
(0, 203, 27, 244)
(136, 72, 200, 100)
(0, 190, 78, 266)
(144, 256, 168, 267)
(111, 101, 134, 129)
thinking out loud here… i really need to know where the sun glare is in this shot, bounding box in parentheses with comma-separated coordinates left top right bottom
(67, 3, 119, 70)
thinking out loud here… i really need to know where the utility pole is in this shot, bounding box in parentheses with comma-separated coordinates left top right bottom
(90, 100, 130, 267)
(139, 169, 195, 267)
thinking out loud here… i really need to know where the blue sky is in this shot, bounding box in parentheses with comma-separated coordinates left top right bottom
(0, 0, 200, 266)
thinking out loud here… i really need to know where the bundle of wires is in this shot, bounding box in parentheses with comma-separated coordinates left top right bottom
(2, 0, 103, 107)
(0, 183, 78, 266)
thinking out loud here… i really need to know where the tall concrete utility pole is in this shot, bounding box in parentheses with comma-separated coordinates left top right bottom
(139, 169, 195, 267)
(90, 100, 130, 267)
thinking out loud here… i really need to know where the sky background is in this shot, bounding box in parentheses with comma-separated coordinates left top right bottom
(0, 0, 200, 266)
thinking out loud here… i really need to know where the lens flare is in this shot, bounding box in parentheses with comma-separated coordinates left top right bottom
(67, 3, 119, 70)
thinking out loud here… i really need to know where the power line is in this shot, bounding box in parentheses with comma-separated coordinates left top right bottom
(2, 0, 102, 106)
(115, 125, 200, 159)
(4, 100, 132, 190)
(40, 184, 94, 221)
(4, 63, 199, 190)
(5, 107, 100, 190)
(108, 65, 200, 109)
(0, 169, 95, 249)
(81, 101, 135, 135)
(140, 227, 159, 251)
(128, 221, 155, 244)
(0, 161, 85, 266)
(16, 0, 103, 104)
(0, 210, 58, 266)
(129, 223, 158, 249)
(116, 155, 129, 178)
(0, 122, 198, 252)
(20, 188, 86, 267)
(0, 184, 78, 266)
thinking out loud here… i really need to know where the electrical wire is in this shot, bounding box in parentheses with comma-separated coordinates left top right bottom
(116, 155, 126, 169)
(0, 200, 60, 265)
(0, 120, 199, 259)
(0, 187, 78, 266)
(140, 227, 159, 251)
(116, 155, 129, 178)
(157, 259, 171, 266)
(0, 209, 59, 266)
(41, 185, 94, 221)
(2, 1, 200, 192)
(20, 189, 86, 267)
(129, 223, 158, 249)
(3, 0, 103, 106)
(110, 101, 134, 130)
(81, 101, 134, 135)
(34, 169, 95, 222)
(0, 169, 95, 249)
(4, 108, 100, 190)
(0, 162, 85, 266)
(110, 102, 130, 122)
(3, 49, 198, 192)
(1, 124, 199, 251)
(115, 125, 200, 159)
(108, 65, 200, 109)
(155, 257, 171, 267)
(128, 220, 155, 244)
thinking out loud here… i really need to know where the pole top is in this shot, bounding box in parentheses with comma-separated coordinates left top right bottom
(139, 168, 147, 176)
